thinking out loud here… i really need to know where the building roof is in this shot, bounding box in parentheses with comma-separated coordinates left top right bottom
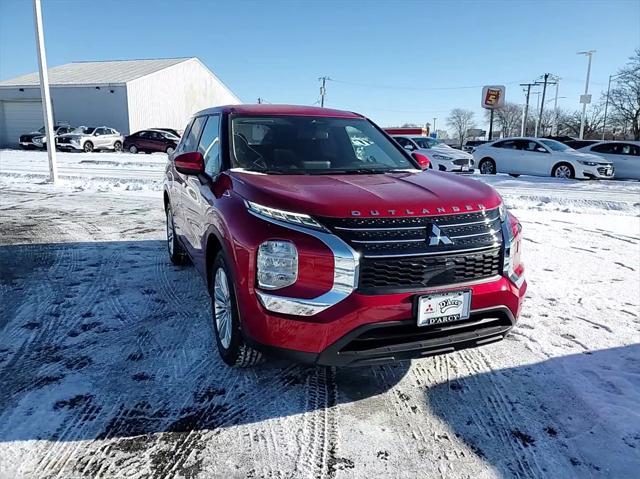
(197, 104, 364, 118)
(0, 58, 192, 87)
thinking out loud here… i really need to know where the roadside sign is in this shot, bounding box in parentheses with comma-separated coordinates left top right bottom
(579, 94, 592, 104)
(481, 85, 506, 109)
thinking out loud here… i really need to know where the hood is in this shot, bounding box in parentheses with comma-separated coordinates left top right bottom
(428, 144, 473, 159)
(58, 133, 83, 139)
(564, 150, 612, 164)
(21, 132, 43, 140)
(230, 170, 501, 218)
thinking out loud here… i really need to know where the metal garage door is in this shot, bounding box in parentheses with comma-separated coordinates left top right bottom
(0, 101, 44, 147)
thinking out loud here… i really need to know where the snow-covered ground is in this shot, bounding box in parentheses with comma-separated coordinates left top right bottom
(1, 150, 639, 478)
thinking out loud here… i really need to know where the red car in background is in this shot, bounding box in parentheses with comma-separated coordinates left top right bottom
(124, 129, 180, 154)
(164, 104, 526, 367)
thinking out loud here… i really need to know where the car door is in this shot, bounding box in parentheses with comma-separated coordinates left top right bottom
(92, 128, 106, 148)
(171, 116, 207, 247)
(518, 139, 550, 175)
(490, 140, 521, 173)
(181, 114, 222, 270)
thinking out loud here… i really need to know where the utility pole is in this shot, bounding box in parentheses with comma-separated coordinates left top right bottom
(432, 117, 437, 135)
(318, 76, 330, 107)
(577, 50, 596, 139)
(257, 97, 262, 104)
(535, 73, 550, 137)
(33, 0, 57, 183)
(551, 77, 560, 136)
(519, 83, 535, 136)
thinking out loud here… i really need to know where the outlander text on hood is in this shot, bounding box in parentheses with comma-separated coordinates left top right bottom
(164, 104, 527, 367)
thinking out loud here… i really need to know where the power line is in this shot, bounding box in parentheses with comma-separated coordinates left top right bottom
(328, 78, 526, 92)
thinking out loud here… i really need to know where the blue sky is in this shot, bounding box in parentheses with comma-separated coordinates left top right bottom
(1, 0, 638, 130)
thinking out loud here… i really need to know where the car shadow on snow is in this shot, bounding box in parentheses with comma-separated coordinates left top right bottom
(0, 240, 409, 444)
(425, 343, 640, 477)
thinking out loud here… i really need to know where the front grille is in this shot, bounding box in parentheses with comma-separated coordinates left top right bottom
(320, 208, 504, 294)
(358, 247, 501, 293)
(452, 158, 470, 166)
(57, 137, 72, 144)
(320, 208, 502, 257)
(598, 166, 613, 175)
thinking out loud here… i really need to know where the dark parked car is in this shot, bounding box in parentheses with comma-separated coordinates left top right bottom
(19, 125, 74, 149)
(124, 129, 180, 154)
(153, 128, 182, 138)
(463, 140, 488, 152)
(564, 139, 599, 150)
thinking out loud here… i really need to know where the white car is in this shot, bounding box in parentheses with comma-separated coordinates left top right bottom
(576, 141, 640, 180)
(56, 126, 124, 153)
(391, 135, 474, 172)
(473, 137, 614, 179)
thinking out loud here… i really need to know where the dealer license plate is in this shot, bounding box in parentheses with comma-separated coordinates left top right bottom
(417, 290, 471, 326)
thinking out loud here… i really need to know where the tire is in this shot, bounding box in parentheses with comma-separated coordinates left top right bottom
(509, 173, 520, 178)
(83, 141, 94, 153)
(165, 146, 175, 155)
(128, 145, 138, 154)
(479, 158, 496, 175)
(166, 205, 189, 265)
(210, 252, 263, 367)
(552, 163, 574, 179)
(113, 141, 123, 152)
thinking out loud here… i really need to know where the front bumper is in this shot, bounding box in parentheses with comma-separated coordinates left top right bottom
(242, 274, 526, 366)
(249, 305, 516, 366)
(578, 164, 614, 179)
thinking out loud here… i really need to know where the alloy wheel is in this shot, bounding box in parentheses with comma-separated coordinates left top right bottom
(129, 145, 138, 154)
(480, 160, 495, 174)
(214, 268, 233, 349)
(554, 165, 572, 178)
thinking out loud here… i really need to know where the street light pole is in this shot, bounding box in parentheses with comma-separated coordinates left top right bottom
(432, 117, 437, 136)
(33, 0, 57, 183)
(577, 50, 596, 140)
(602, 73, 617, 140)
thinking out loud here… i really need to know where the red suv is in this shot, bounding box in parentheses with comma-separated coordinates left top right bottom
(164, 105, 526, 367)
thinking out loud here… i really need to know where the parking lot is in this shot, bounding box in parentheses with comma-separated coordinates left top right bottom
(1, 150, 638, 478)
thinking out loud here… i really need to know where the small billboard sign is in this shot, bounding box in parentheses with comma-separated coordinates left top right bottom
(481, 85, 506, 109)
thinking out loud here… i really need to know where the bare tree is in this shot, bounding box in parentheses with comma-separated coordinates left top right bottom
(484, 103, 522, 137)
(556, 104, 605, 139)
(607, 49, 640, 140)
(447, 108, 476, 148)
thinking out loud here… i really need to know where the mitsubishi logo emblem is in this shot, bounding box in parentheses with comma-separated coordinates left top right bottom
(428, 224, 453, 246)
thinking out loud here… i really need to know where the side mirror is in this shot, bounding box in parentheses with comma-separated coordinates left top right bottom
(535, 147, 547, 153)
(412, 152, 431, 170)
(175, 151, 205, 176)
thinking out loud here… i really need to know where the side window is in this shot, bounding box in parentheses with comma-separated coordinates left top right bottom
(618, 143, 637, 156)
(94, 128, 106, 136)
(394, 137, 412, 149)
(592, 143, 615, 154)
(496, 140, 518, 149)
(520, 140, 544, 152)
(176, 116, 206, 155)
(198, 115, 222, 176)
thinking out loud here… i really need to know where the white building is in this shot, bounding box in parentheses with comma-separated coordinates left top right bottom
(0, 58, 241, 147)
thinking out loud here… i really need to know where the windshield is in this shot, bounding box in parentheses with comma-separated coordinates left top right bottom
(412, 137, 437, 149)
(231, 116, 416, 174)
(70, 126, 95, 135)
(540, 139, 573, 151)
(37, 127, 45, 133)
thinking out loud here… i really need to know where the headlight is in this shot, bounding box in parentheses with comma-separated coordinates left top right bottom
(71, 138, 80, 144)
(246, 201, 325, 230)
(257, 240, 298, 289)
(578, 160, 599, 166)
(33, 137, 43, 145)
(432, 154, 453, 161)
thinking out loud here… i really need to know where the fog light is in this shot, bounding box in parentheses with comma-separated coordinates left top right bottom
(257, 240, 298, 289)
